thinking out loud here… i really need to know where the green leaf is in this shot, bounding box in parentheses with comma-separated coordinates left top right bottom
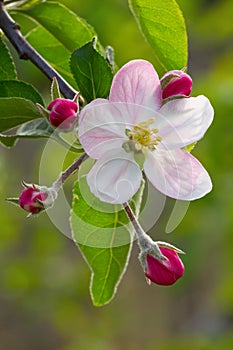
(16, 117, 54, 138)
(0, 97, 42, 133)
(25, 26, 76, 87)
(0, 134, 17, 147)
(129, 0, 188, 71)
(22, 2, 96, 52)
(0, 80, 44, 105)
(22, 2, 97, 52)
(0, 37, 17, 80)
(16, 118, 82, 152)
(70, 177, 144, 306)
(16, 2, 101, 87)
(0, 118, 82, 152)
(0, 80, 45, 141)
(10, 0, 43, 9)
(70, 41, 113, 103)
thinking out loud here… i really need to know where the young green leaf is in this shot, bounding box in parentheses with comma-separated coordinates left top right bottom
(70, 41, 113, 102)
(9, 0, 43, 9)
(0, 97, 42, 133)
(0, 80, 44, 105)
(0, 118, 82, 152)
(0, 134, 17, 147)
(0, 80, 45, 142)
(70, 177, 144, 306)
(129, 0, 188, 71)
(15, 118, 54, 138)
(26, 26, 76, 87)
(0, 37, 17, 80)
(22, 2, 97, 52)
(16, 2, 103, 88)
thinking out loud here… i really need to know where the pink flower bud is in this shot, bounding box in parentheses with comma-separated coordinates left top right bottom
(19, 187, 48, 214)
(145, 247, 184, 286)
(48, 98, 78, 130)
(161, 70, 192, 99)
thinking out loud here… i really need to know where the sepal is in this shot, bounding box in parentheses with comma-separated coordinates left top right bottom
(156, 241, 185, 254)
(5, 197, 20, 207)
(51, 76, 61, 100)
(36, 103, 50, 119)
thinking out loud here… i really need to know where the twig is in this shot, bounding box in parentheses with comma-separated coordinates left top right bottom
(0, 0, 76, 99)
(52, 153, 89, 191)
(123, 202, 146, 244)
(123, 202, 166, 264)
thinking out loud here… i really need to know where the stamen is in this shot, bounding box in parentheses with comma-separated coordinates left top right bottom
(125, 118, 162, 152)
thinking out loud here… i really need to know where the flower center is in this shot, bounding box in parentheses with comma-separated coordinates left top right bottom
(125, 118, 162, 152)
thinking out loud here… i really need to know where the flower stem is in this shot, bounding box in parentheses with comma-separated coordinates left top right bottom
(123, 201, 166, 265)
(52, 153, 89, 192)
(123, 202, 149, 246)
(0, 1, 76, 99)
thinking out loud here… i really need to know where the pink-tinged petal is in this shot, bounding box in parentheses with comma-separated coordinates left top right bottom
(79, 99, 128, 159)
(79, 100, 157, 159)
(145, 247, 184, 286)
(87, 149, 142, 204)
(144, 149, 212, 200)
(157, 95, 214, 149)
(109, 59, 162, 110)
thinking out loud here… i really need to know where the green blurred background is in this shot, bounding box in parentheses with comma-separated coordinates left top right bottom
(1, 0, 233, 349)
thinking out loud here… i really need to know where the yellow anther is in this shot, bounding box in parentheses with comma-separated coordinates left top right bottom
(125, 118, 162, 152)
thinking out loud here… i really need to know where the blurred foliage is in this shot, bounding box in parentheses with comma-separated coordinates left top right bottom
(1, 0, 233, 349)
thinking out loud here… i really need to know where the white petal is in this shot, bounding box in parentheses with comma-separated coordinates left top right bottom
(79, 99, 158, 159)
(109, 60, 162, 110)
(87, 149, 142, 204)
(157, 95, 214, 149)
(79, 100, 129, 158)
(144, 149, 212, 200)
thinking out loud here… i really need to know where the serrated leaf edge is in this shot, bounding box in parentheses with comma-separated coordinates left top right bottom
(70, 183, 134, 306)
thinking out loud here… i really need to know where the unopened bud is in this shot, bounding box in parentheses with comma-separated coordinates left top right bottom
(48, 98, 78, 130)
(161, 70, 192, 99)
(145, 247, 184, 286)
(19, 186, 48, 214)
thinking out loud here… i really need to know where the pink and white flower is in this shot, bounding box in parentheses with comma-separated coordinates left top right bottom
(78, 60, 214, 204)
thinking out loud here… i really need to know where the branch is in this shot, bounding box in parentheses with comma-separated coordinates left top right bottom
(0, 1, 76, 99)
(52, 153, 89, 191)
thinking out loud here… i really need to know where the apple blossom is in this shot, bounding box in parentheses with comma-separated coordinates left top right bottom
(78, 59, 214, 204)
(48, 98, 78, 130)
(145, 247, 185, 286)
